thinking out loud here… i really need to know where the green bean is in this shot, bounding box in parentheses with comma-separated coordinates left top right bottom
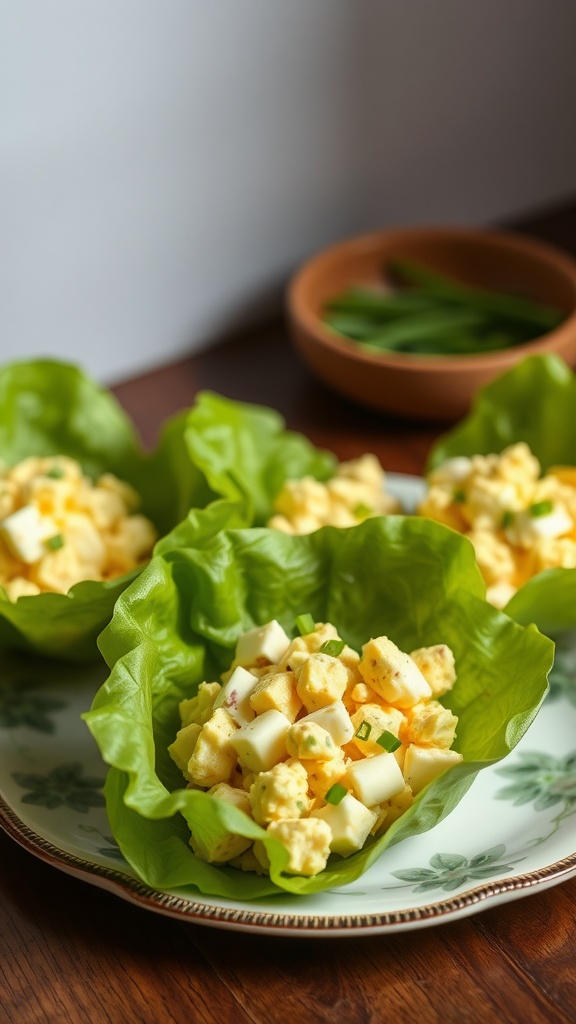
(389, 259, 564, 330)
(326, 288, 439, 320)
(343, 308, 486, 352)
(320, 260, 565, 358)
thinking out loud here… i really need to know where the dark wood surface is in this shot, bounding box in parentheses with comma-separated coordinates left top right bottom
(2, 208, 576, 1023)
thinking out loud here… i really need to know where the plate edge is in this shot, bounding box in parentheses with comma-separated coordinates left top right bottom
(2, 795, 576, 937)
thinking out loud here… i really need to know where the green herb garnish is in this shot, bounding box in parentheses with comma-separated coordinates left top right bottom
(295, 613, 315, 636)
(529, 500, 554, 518)
(45, 466, 65, 480)
(46, 534, 64, 551)
(325, 783, 347, 806)
(376, 730, 402, 753)
(501, 510, 515, 529)
(319, 639, 345, 657)
(353, 502, 373, 520)
(355, 721, 372, 741)
(453, 488, 466, 504)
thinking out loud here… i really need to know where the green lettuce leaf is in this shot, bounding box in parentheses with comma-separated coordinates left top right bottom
(0, 359, 208, 659)
(426, 353, 576, 633)
(84, 506, 553, 898)
(183, 391, 336, 524)
(428, 354, 576, 472)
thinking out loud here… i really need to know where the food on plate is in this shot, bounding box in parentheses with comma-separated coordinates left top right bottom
(183, 392, 402, 532)
(0, 455, 157, 599)
(322, 260, 564, 357)
(182, 391, 337, 525)
(0, 357, 202, 660)
(85, 508, 553, 899)
(421, 441, 576, 608)
(168, 617, 461, 876)
(424, 353, 576, 633)
(267, 454, 401, 534)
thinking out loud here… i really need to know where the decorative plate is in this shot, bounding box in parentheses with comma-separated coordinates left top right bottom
(1, 475, 576, 938)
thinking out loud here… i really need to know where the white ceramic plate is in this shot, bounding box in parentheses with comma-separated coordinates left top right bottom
(1, 474, 576, 937)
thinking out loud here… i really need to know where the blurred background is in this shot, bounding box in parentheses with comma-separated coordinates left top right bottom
(3, 0, 576, 384)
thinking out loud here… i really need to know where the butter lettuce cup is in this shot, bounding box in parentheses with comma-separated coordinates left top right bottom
(84, 505, 553, 898)
(426, 353, 576, 635)
(182, 391, 402, 530)
(0, 358, 208, 660)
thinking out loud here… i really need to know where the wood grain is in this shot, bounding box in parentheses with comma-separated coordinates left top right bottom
(473, 879, 576, 1014)
(184, 916, 574, 1024)
(0, 833, 251, 1024)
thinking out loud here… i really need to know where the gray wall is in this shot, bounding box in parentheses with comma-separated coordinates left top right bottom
(2, 1, 576, 383)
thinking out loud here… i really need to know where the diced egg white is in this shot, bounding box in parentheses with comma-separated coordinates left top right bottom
(431, 456, 472, 484)
(0, 505, 59, 563)
(298, 700, 355, 746)
(213, 666, 259, 726)
(403, 744, 463, 795)
(505, 507, 573, 546)
(344, 751, 405, 806)
(234, 620, 290, 667)
(229, 709, 291, 773)
(311, 793, 377, 856)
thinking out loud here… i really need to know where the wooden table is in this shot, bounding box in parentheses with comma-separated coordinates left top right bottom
(2, 214, 576, 1023)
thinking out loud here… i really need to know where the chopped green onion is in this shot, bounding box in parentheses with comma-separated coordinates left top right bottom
(305, 735, 317, 748)
(452, 488, 466, 504)
(45, 466, 65, 480)
(529, 500, 554, 518)
(353, 502, 373, 520)
(295, 613, 315, 636)
(355, 720, 372, 741)
(46, 534, 64, 551)
(501, 510, 514, 529)
(325, 783, 347, 805)
(319, 639, 346, 657)
(376, 730, 401, 753)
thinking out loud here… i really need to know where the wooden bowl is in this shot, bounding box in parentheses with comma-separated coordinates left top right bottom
(287, 226, 576, 421)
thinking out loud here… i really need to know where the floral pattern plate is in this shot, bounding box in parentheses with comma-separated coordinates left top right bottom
(1, 474, 576, 938)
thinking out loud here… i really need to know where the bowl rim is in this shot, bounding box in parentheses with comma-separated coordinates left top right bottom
(287, 225, 576, 374)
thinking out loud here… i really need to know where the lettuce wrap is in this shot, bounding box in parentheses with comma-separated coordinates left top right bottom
(182, 391, 337, 524)
(0, 359, 211, 660)
(84, 504, 553, 898)
(427, 353, 576, 634)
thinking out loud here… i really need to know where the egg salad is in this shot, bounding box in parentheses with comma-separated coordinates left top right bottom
(419, 442, 576, 608)
(267, 454, 401, 534)
(0, 455, 157, 600)
(169, 617, 461, 877)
